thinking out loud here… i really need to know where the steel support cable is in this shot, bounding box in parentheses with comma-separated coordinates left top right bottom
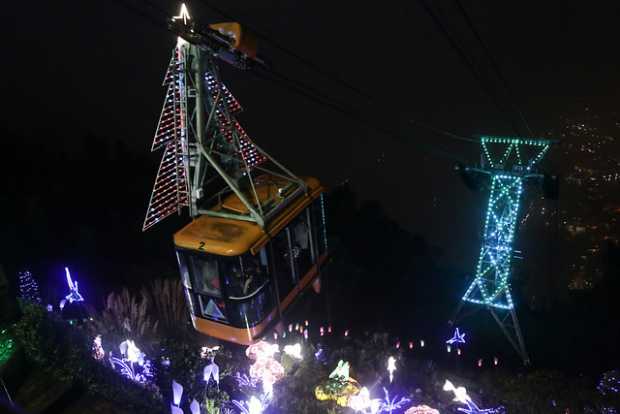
(417, 0, 523, 136)
(452, 0, 534, 137)
(194, 0, 374, 102)
(253, 68, 467, 164)
(110, 0, 468, 162)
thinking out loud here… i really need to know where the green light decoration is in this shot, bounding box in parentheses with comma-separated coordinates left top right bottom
(461, 175, 522, 309)
(455, 136, 554, 365)
(462, 137, 551, 310)
(0, 329, 15, 365)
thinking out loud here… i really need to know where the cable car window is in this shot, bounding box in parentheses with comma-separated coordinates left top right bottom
(225, 283, 274, 328)
(272, 228, 294, 298)
(291, 212, 313, 280)
(175, 250, 192, 289)
(224, 253, 269, 298)
(187, 254, 222, 297)
(198, 295, 228, 322)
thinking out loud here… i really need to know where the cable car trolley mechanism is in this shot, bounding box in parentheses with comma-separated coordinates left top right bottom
(143, 4, 328, 345)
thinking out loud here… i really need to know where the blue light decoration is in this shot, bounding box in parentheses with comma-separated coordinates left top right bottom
(446, 328, 466, 345)
(379, 387, 410, 414)
(59, 267, 84, 310)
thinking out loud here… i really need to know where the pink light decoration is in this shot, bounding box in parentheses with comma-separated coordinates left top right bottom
(344, 329, 349, 337)
(328, 325, 332, 334)
(304, 320, 309, 327)
(320, 326, 324, 336)
(477, 359, 483, 368)
(304, 329, 309, 340)
(493, 357, 499, 366)
(404, 405, 440, 414)
(408, 341, 414, 350)
(457, 348, 462, 356)
(395, 341, 401, 349)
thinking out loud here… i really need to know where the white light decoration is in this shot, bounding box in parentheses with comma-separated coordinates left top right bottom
(246, 341, 284, 396)
(200, 345, 220, 360)
(447, 345, 452, 353)
(443, 379, 505, 414)
(172, 3, 191, 25)
(233, 396, 264, 414)
(443, 380, 470, 404)
(203, 360, 220, 385)
(348, 387, 381, 414)
(92, 335, 105, 360)
(387, 356, 396, 383)
(404, 405, 440, 414)
(120, 339, 142, 363)
(189, 399, 200, 414)
(59, 267, 85, 310)
(420, 340, 425, 348)
(493, 357, 499, 366)
(283, 343, 302, 360)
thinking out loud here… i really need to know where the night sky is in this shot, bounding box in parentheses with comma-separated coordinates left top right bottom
(3, 0, 619, 267)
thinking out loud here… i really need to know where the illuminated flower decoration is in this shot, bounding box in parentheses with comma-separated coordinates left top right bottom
(92, 335, 105, 360)
(204, 360, 220, 385)
(120, 339, 143, 364)
(246, 341, 284, 395)
(387, 356, 396, 383)
(283, 343, 303, 360)
(232, 396, 264, 414)
(348, 387, 381, 414)
(379, 387, 410, 414)
(249, 356, 285, 394)
(443, 380, 504, 413)
(315, 360, 361, 407)
(404, 405, 440, 414)
(200, 345, 220, 361)
(109, 340, 153, 385)
(246, 340, 279, 361)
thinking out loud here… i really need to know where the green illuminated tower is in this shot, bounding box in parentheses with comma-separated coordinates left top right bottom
(452, 136, 554, 365)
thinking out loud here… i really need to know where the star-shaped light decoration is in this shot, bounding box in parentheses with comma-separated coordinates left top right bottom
(446, 327, 466, 345)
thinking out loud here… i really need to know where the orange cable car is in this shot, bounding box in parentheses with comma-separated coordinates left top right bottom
(173, 176, 328, 345)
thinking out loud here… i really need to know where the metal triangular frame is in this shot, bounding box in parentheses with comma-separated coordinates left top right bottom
(144, 35, 306, 231)
(450, 136, 555, 366)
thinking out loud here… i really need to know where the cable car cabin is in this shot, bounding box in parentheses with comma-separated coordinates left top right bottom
(174, 176, 328, 345)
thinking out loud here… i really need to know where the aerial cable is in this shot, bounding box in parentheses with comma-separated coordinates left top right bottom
(452, 0, 534, 137)
(417, 0, 524, 136)
(110, 0, 467, 163)
(194, 0, 374, 103)
(194, 0, 477, 146)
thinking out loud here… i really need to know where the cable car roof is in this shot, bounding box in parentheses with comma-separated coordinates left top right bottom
(174, 176, 323, 256)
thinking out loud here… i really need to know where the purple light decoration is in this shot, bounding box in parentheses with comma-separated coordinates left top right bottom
(172, 380, 183, 406)
(598, 370, 620, 395)
(190, 399, 200, 414)
(379, 387, 411, 414)
(59, 267, 84, 310)
(446, 328, 466, 345)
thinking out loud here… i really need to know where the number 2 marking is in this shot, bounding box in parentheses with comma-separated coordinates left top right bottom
(198, 241, 205, 250)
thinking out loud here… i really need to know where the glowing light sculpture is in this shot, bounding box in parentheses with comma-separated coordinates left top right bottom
(59, 267, 84, 310)
(283, 343, 302, 360)
(387, 356, 396, 383)
(348, 387, 381, 414)
(446, 328, 466, 345)
(315, 360, 361, 407)
(232, 396, 264, 414)
(443, 380, 505, 414)
(404, 405, 440, 414)
(109, 340, 154, 385)
(452, 136, 554, 365)
(246, 341, 284, 396)
(0, 329, 15, 366)
(92, 335, 105, 360)
(379, 387, 411, 414)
